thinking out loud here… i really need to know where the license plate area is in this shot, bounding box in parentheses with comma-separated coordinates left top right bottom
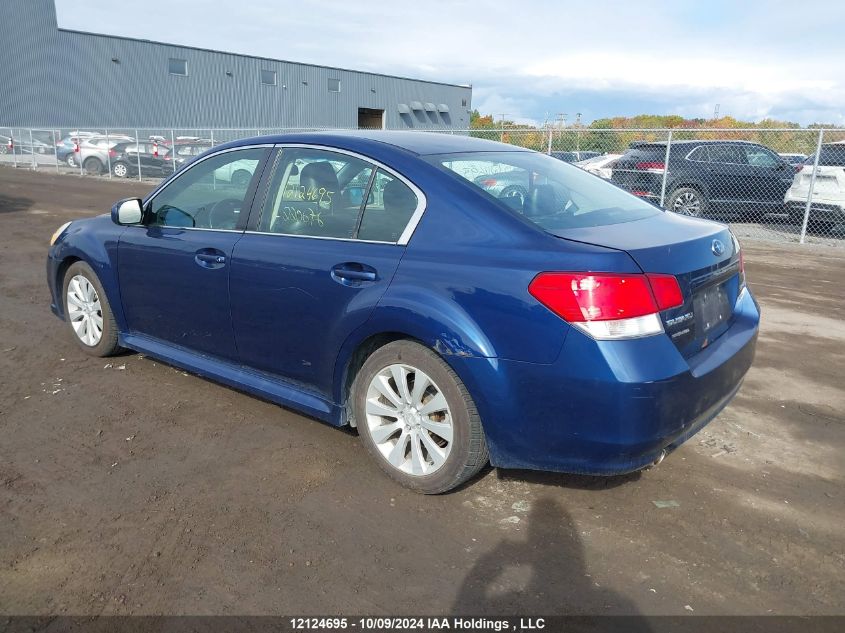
(694, 284, 731, 334)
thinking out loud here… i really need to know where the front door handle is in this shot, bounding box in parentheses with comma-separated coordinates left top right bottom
(195, 248, 227, 269)
(331, 263, 377, 285)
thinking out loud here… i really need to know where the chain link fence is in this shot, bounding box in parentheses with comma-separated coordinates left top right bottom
(2, 125, 844, 246)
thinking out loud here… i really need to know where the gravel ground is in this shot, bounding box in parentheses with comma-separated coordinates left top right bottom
(1, 167, 843, 616)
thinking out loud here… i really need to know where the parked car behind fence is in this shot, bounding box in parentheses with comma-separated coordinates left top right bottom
(612, 140, 796, 220)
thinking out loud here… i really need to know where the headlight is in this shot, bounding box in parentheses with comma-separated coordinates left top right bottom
(50, 221, 72, 245)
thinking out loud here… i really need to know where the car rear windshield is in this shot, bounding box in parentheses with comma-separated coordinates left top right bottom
(428, 151, 661, 230)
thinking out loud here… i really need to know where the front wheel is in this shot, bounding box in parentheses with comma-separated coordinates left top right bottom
(352, 340, 489, 494)
(61, 261, 121, 357)
(83, 157, 102, 175)
(668, 187, 708, 217)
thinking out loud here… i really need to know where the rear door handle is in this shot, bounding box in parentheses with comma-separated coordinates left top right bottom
(331, 263, 377, 285)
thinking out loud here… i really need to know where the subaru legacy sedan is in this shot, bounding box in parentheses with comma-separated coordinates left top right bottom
(47, 132, 759, 493)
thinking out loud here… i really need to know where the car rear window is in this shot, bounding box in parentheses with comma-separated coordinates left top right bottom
(428, 151, 661, 230)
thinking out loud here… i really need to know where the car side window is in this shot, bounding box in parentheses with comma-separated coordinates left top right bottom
(258, 148, 374, 239)
(745, 146, 780, 168)
(708, 145, 746, 165)
(147, 148, 264, 230)
(357, 169, 419, 242)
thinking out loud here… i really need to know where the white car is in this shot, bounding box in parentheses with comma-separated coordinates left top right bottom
(574, 153, 622, 180)
(784, 142, 845, 224)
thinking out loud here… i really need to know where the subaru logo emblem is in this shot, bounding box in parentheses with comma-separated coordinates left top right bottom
(711, 239, 725, 256)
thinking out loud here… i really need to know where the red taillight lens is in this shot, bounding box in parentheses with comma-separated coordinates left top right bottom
(635, 161, 665, 171)
(528, 272, 683, 323)
(481, 178, 497, 187)
(108, 149, 117, 157)
(645, 273, 684, 311)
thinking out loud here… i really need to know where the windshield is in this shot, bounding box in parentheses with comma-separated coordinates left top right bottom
(429, 151, 661, 230)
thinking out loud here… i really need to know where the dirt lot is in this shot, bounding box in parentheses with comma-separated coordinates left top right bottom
(1, 167, 843, 616)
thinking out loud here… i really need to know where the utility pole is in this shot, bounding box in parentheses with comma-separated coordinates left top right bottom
(713, 104, 720, 119)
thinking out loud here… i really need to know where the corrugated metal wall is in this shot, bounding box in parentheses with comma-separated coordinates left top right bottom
(0, 0, 472, 130)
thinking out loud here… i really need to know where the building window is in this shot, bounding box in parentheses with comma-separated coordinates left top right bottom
(261, 69, 277, 86)
(168, 58, 188, 76)
(461, 98, 468, 107)
(328, 78, 341, 93)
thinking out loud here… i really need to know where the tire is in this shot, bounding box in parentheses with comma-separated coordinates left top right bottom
(112, 161, 129, 178)
(83, 157, 102, 175)
(61, 261, 121, 357)
(667, 186, 708, 217)
(231, 169, 251, 187)
(66, 153, 77, 167)
(352, 340, 489, 494)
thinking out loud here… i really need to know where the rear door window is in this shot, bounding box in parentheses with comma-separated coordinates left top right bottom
(745, 146, 780, 167)
(686, 145, 709, 162)
(258, 148, 374, 239)
(708, 145, 747, 165)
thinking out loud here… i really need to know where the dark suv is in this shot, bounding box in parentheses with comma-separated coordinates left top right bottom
(611, 140, 796, 218)
(110, 142, 172, 178)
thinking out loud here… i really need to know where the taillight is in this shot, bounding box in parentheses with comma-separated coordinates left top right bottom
(108, 149, 117, 158)
(528, 272, 683, 340)
(635, 161, 665, 173)
(481, 178, 497, 187)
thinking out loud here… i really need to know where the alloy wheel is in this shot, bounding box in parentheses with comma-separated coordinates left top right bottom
(113, 163, 128, 178)
(365, 363, 453, 476)
(66, 274, 103, 346)
(673, 191, 701, 216)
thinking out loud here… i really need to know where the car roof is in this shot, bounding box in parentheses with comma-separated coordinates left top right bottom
(220, 131, 530, 157)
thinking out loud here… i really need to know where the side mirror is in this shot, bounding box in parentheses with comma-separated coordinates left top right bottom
(111, 197, 143, 225)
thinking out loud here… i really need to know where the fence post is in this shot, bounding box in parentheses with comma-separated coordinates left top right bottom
(659, 129, 673, 208)
(210, 129, 215, 148)
(78, 131, 84, 177)
(105, 129, 112, 179)
(171, 129, 176, 174)
(11, 129, 17, 169)
(28, 129, 37, 169)
(54, 129, 59, 173)
(135, 129, 142, 182)
(547, 127, 552, 155)
(799, 129, 824, 244)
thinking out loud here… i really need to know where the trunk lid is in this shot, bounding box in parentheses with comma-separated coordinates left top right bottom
(551, 212, 742, 357)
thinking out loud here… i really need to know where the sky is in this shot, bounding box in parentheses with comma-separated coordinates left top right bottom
(55, 0, 845, 126)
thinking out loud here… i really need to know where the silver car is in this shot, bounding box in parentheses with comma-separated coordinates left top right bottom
(78, 134, 134, 175)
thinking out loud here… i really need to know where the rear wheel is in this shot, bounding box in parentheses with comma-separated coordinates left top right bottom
(83, 157, 102, 175)
(66, 153, 77, 167)
(112, 161, 129, 178)
(61, 261, 121, 357)
(668, 187, 707, 217)
(352, 340, 488, 494)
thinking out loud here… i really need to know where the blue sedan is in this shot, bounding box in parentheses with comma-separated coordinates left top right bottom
(46, 132, 759, 493)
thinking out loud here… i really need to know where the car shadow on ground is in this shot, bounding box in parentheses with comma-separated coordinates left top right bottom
(0, 194, 35, 213)
(451, 496, 652, 626)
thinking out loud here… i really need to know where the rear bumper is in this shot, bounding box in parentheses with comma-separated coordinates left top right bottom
(784, 197, 845, 222)
(449, 287, 760, 475)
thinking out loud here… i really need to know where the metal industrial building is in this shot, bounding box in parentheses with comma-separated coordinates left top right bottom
(0, 0, 472, 130)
